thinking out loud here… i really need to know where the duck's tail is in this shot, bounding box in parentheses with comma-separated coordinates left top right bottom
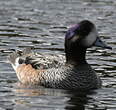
(8, 47, 33, 70)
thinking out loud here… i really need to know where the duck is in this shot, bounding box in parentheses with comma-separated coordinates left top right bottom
(8, 20, 112, 90)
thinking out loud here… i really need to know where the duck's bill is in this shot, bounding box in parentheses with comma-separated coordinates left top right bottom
(94, 37, 112, 49)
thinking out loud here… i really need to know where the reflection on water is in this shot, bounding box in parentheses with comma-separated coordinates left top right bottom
(0, 0, 116, 109)
(12, 86, 93, 110)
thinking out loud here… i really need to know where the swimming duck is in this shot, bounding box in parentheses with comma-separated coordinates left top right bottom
(8, 20, 112, 90)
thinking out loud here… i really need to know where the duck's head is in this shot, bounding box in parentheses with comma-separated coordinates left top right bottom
(65, 20, 112, 64)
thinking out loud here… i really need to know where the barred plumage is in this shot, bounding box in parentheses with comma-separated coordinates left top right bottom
(8, 20, 111, 90)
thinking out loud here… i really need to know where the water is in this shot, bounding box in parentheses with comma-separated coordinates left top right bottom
(0, 0, 116, 109)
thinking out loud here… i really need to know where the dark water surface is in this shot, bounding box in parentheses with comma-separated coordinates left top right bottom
(0, 0, 116, 109)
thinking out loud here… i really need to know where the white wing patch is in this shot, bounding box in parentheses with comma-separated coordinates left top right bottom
(12, 57, 20, 71)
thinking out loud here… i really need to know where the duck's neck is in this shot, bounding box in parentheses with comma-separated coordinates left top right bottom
(65, 46, 87, 65)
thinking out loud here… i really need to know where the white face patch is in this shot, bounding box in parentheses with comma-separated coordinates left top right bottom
(81, 28, 98, 47)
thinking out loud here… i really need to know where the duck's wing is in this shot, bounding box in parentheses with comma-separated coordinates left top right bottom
(29, 53, 65, 69)
(8, 48, 65, 71)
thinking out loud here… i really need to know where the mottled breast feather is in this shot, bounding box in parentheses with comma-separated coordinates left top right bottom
(39, 64, 101, 90)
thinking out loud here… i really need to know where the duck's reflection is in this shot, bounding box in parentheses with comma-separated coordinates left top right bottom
(65, 90, 94, 110)
(12, 83, 95, 110)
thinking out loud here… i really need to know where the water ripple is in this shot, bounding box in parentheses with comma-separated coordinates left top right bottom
(0, 0, 116, 110)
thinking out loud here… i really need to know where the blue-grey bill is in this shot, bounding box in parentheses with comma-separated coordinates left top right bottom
(94, 37, 112, 49)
